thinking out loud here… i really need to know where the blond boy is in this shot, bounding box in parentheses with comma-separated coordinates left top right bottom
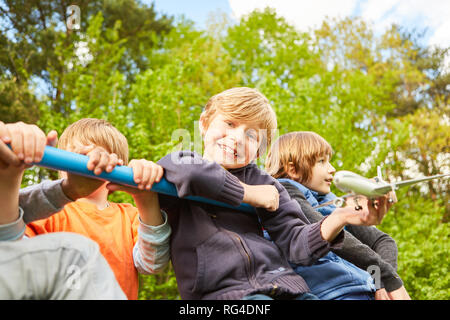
(23, 118, 170, 300)
(155, 87, 390, 300)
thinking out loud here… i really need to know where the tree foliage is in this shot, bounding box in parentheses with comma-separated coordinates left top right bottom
(1, 4, 448, 300)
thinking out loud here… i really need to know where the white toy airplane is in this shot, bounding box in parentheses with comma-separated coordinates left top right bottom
(315, 166, 449, 210)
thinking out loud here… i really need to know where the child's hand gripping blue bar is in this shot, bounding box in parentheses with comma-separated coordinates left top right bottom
(36, 146, 255, 214)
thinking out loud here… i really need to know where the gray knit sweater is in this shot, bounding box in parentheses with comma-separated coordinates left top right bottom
(280, 181, 403, 292)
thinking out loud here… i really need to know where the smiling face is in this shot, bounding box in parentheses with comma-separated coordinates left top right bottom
(201, 113, 262, 169)
(303, 155, 336, 194)
(265, 131, 336, 194)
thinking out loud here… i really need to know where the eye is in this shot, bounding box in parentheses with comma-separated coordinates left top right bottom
(246, 130, 257, 140)
(225, 120, 233, 127)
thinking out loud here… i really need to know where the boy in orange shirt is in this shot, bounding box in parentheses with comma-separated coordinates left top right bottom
(23, 118, 171, 300)
(0, 120, 126, 299)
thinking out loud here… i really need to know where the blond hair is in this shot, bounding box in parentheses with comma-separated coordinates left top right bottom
(58, 118, 129, 165)
(265, 131, 333, 184)
(202, 87, 277, 154)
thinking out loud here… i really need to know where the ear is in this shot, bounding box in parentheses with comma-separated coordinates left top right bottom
(286, 162, 299, 180)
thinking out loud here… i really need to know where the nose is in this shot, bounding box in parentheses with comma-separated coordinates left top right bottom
(328, 163, 336, 174)
(228, 127, 246, 146)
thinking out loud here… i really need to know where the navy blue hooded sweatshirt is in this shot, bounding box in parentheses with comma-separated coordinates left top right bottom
(157, 151, 344, 300)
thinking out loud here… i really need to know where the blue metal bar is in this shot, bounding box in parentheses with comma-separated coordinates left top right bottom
(35, 146, 255, 214)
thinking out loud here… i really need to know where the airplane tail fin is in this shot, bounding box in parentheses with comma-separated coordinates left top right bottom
(376, 166, 383, 183)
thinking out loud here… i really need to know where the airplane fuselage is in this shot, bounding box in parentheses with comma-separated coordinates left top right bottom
(333, 171, 388, 198)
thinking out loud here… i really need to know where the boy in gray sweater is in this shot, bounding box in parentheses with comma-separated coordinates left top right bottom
(1, 120, 172, 299)
(0, 120, 125, 299)
(265, 131, 410, 299)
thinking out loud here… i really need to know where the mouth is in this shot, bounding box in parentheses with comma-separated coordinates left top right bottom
(325, 178, 333, 185)
(218, 143, 238, 158)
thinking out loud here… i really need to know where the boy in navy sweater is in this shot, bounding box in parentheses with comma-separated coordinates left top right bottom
(155, 87, 393, 300)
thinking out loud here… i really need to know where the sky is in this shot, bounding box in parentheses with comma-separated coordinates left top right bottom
(148, 0, 450, 55)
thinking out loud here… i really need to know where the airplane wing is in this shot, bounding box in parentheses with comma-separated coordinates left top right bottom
(313, 194, 353, 209)
(373, 173, 450, 195)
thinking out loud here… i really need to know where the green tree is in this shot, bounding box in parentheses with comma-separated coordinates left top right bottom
(2, 3, 448, 300)
(0, 0, 173, 122)
(224, 9, 449, 299)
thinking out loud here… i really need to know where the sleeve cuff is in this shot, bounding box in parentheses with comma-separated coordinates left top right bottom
(0, 207, 26, 241)
(134, 210, 171, 274)
(219, 172, 245, 206)
(383, 273, 404, 292)
(138, 210, 171, 243)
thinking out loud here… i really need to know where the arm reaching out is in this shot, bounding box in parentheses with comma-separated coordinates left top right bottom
(0, 121, 57, 239)
(320, 195, 392, 242)
(0, 121, 57, 224)
(20, 144, 126, 223)
(107, 158, 171, 274)
(157, 151, 245, 208)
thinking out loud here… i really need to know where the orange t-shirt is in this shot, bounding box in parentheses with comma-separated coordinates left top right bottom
(25, 200, 140, 300)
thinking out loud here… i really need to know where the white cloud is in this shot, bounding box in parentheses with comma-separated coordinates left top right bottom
(360, 0, 450, 44)
(429, 18, 450, 47)
(358, 0, 395, 22)
(228, 0, 450, 47)
(228, 0, 450, 72)
(228, 0, 358, 32)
